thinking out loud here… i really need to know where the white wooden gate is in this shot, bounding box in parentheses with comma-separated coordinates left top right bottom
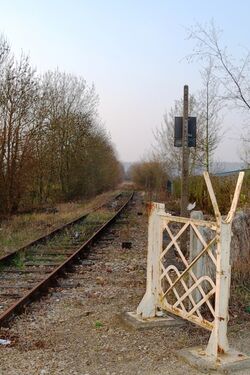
(137, 172, 244, 358)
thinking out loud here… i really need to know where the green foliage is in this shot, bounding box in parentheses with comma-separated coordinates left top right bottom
(94, 320, 103, 328)
(11, 253, 25, 269)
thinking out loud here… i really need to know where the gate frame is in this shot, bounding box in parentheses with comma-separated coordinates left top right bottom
(136, 172, 248, 362)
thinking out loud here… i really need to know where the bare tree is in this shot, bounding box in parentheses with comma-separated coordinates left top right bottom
(196, 58, 222, 171)
(29, 69, 122, 202)
(240, 133, 250, 166)
(0, 35, 10, 67)
(153, 94, 217, 177)
(187, 20, 250, 110)
(0, 37, 122, 213)
(130, 158, 168, 198)
(187, 21, 250, 164)
(0, 53, 37, 212)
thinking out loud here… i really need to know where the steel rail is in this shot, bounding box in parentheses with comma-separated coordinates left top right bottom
(0, 192, 122, 264)
(0, 192, 133, 326)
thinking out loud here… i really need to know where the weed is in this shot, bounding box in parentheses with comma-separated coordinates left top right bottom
(11, 253, 25, 269)
(95, 320, 103, 328)
(85, 210, 113, 225)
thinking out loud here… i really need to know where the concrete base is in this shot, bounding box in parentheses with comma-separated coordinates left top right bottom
(122, 311, 186, 330)
(177, 346, 250, 374)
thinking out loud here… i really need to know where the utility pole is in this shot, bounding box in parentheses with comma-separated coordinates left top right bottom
(181, 85, 189, 218)
(206, 80, 209, 172)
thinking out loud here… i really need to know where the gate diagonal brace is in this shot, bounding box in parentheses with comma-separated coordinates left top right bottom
(123, 172, 250, 372)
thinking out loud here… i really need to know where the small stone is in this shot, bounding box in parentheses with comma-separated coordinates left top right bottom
(96, 276, 105, 286)
(156, 310, 164, 317)
(83, 311, 92, 316)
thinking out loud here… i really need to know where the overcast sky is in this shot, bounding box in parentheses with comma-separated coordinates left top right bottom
(0, 0, 249, 163)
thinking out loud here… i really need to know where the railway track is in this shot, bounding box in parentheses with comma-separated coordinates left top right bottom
(0, 191, 133, 327)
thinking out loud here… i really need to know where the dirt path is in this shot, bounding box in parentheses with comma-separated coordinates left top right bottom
(0, 192, 249, 375)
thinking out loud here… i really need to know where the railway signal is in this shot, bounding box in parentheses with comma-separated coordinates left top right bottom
(174, 85, 196, 218)
(174, 116, 197, 147)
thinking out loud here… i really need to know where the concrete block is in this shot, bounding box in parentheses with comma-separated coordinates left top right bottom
(177, 346, 250, 374)
(122, 311, 186, 330)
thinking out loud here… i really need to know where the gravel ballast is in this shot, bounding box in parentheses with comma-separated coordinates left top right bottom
(0, 192, 249, 375)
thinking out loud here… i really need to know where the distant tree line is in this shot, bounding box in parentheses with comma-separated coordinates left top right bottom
(129, 159, 168, 196)
(0, 35, 122, 214)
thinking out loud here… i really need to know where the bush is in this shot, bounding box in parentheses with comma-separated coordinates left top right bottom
(173, 171, 250, 215)
(130, 160, 168, 193)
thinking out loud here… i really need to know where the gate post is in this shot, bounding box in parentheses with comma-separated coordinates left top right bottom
(136, 202, 164, 318)
(205, 220, 231, 357)
(190, 210, 205, 303)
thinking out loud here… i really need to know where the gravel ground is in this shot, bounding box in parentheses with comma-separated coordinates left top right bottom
(0, 192, 249, 375)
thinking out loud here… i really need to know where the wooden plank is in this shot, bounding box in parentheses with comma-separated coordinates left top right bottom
(203, 172, 221, 222)
(225, 171, 245, 223)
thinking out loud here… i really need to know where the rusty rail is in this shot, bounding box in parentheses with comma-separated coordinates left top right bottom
(0, 193, 122, 264)
(0, 191, 133, 326)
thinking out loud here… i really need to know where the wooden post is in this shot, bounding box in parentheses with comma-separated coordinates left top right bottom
(190, 210, 205, 303)
(137, 202, 165, 318)
(181, 85, 189, 217)
(180, 85, 189, 254)
(205, 171, 245, 358)
(206, 220, 231, 357)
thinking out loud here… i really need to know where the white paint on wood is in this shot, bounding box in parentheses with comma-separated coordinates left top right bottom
(136, 172, 245, 361)
(190, 211, 205, 303)
(136, 202, 165, 318)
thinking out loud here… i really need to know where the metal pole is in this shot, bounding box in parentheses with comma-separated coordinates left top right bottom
(181, 85, 189, 218)
(206, 80, 209, 172)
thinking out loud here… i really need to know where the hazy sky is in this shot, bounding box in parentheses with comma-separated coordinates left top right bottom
(0, 0, 249, 162)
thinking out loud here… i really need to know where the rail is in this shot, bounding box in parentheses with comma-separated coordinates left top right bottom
(0, 191, 133, 326)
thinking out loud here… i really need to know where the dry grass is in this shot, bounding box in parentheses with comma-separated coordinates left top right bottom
(230, 260, 250, 319)
(173, 172, 250, 215)
(232, 260, 250, 286)
(0, 190, 119, 257)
